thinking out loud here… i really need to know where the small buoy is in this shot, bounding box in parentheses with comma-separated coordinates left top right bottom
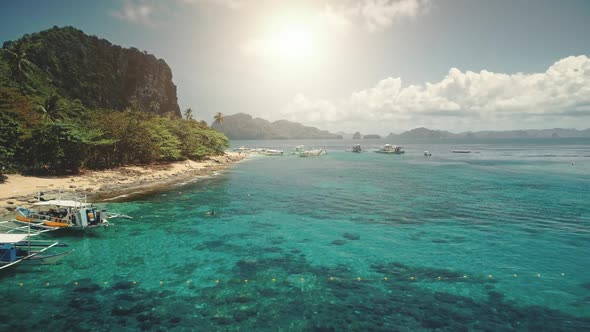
(132, 281, 137, 285)
(488, 275, 493, 279)
(104, 281, 108, 285)
(329, 277, 334, 281)
(74, 281, 78, 285)
(463, 275, 468, 279)
(356, 277, 362, 282)
(383, 277, 388, 281)
(536, 273, 541, 278)
(215, 280, 220, 284)
(561, 273, 565, 276)
(513, 274, 518, 277)
(19, 283, 23, 287)
(160, 281, 164, 285)
(271, 278, 276, 282)
(186, 280, 191, 285)
(409, 276, 415, 281)
(244, 279, 248, 283)
(45, 282, 50, 286)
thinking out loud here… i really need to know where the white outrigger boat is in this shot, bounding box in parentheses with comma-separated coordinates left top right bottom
(299, 149, 327, 157)
(261, 149, 284, 156)
(13, 199, 109, 231)
(0, 233, 70, 270)
(374, 144, 405, 154)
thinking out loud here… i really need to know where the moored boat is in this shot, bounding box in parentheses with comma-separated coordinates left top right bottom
(261, 149, 284, 156)
(299, 149, 327, 157)
(13, 198, 109, 231)
(351, 144, 362, 153)
(0, 233, 69, 270)
(375, 144, 405, 154)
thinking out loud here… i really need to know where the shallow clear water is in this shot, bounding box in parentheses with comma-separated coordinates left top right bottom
(1, 138, 589, 331)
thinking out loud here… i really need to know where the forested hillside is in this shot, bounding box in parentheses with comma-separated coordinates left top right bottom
(0, 26, 228, 176)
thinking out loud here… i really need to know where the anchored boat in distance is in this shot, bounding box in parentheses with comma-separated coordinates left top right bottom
(375, 144, 405, 154)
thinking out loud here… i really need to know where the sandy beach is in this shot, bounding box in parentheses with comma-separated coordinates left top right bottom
(0, 152, 246, 217)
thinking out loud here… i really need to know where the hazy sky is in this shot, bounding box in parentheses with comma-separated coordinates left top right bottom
(1, 0, 589, 134)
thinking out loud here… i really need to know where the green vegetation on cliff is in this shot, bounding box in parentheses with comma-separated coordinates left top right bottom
(0, 27, 228, 176)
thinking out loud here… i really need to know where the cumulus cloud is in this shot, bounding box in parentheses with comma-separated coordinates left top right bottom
(110, 0, 155, 26)
(281, 55, 590, 132)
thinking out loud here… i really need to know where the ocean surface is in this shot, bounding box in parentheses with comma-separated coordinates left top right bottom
(1, 138, 589, 331)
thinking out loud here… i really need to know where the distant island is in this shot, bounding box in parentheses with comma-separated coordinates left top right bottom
(211, 113, 342, 140)
(386, 127, 590, 139)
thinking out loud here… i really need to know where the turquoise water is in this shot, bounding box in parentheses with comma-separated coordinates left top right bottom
(1, 138, 589, 331)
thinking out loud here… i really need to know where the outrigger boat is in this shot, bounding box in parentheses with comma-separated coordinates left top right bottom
(299, 149, 327, 157)
(0, 233, 69, 270)
(13, 199, 109, 231)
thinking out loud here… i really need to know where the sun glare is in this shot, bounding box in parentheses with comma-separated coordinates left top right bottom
(272, 24, 314, 60)
(244, 14, 319, 66)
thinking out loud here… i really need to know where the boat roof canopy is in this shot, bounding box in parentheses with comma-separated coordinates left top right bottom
(33, 200, 91, 208)
(0, 233, 28, 244)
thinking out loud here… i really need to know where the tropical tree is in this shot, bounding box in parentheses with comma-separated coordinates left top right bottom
(184, 108, 193, 121)
(4, 42, 33, 83)
(26, 122, 86, 174)
(38, 94, 64, 123)
(149, 100, 160, 113)
(0, 112, 21, 179)
(213, 112, 224, 126)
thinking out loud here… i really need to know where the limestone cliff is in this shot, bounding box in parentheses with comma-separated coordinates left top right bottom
(0, 26, 180, 117)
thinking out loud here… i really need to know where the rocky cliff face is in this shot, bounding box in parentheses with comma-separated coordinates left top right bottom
(1, 26, 180, 117)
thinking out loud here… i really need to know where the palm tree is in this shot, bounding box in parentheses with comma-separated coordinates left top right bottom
(38, 94, 63, 123)
(213, 112, 224, 126)
(149, 100, 160, 113)
(184, 108, 193, 121)
(4, 42, 33, 85)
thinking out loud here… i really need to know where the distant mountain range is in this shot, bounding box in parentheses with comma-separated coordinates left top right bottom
(214, 117, 590, 140)
(386, 127, 590, 139)
(211, 113, 342, 140)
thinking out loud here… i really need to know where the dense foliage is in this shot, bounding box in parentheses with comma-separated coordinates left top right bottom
(0, 25, 229, 177)
(0, 87, 228, 175)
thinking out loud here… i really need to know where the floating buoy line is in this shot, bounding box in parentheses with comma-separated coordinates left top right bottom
(11, 272, 569, 289)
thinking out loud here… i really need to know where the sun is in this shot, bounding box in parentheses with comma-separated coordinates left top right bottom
(271, 23, 314, 60)
(242, 15, 319, 65)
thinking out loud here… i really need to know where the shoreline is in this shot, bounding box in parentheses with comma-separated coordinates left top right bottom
(0, 152, 246, 217)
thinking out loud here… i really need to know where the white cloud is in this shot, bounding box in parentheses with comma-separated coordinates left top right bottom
(322, 0, 432, 32)
(281, 55, 590, 132)
(110, 0, 154, 26)
(178, 0, 243, 9)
